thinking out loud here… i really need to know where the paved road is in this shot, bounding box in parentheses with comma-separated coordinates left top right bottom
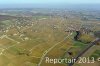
(68, 38, 100, 66)
(38, 33, 72, 66)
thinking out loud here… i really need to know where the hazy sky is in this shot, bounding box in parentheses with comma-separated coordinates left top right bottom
(0, 0, 100, 4)
(0, 0, 100, 8)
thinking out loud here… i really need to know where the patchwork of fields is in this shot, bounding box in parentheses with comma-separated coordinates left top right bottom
(0, 9, 100, 66)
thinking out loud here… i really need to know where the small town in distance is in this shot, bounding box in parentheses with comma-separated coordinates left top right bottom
(0, 0, 100, 66)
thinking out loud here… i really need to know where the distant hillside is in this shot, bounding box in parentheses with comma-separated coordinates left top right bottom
(0, 15, 16, 21)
